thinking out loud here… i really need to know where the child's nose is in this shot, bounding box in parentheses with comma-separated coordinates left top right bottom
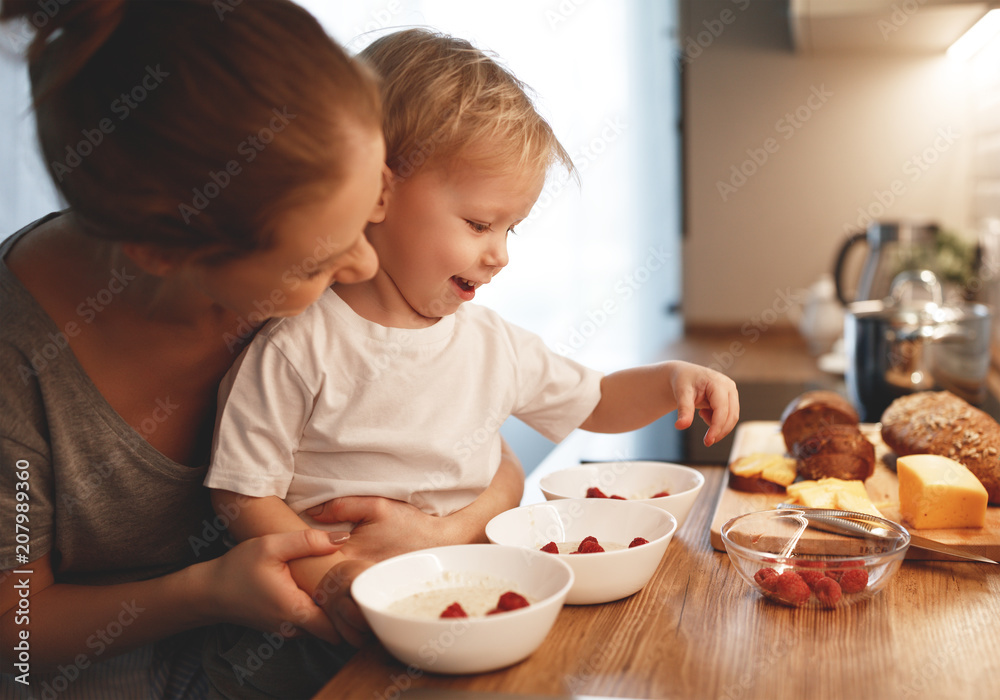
(483, 234, 509, 269)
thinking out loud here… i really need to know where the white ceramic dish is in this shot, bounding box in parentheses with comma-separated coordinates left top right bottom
(350, 544, 573, 674)
(485, 499, 677, 605)
(538, 461, 704, 529)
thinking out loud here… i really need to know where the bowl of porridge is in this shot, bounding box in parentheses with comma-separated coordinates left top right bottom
(485, 498, 677, 605)
(350, 544, 573, 674)
(538, 461, 704, 529)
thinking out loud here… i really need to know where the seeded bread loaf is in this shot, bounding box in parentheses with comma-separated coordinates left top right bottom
(880, 391, 1000, 503)
(793, 424, 876, 482)
(780, 390, 860, 453)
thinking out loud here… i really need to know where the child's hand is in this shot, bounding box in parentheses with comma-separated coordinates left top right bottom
(313, 559, 376, 648)
(306, 495, 462, 562)
(668, 361, 739, 446)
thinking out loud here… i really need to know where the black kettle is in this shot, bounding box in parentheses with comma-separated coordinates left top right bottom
(833, 220, 940, 306)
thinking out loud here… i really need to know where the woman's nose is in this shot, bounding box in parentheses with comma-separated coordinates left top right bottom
(333, 236, 380, 285)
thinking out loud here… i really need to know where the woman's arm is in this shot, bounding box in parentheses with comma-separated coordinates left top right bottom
(0, 531, 348, 673)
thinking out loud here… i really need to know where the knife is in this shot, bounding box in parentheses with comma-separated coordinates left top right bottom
(775, 504, 999, 564)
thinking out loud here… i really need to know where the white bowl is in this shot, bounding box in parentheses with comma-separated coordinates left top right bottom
(538, 461, 705, 529)
(485, 499, 677, 605)
(350, 544, 573, 674)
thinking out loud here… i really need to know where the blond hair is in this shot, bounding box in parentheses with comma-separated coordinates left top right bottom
(359, 28, 572, 181)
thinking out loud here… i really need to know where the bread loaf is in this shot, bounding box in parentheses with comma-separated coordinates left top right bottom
(793, 424, 875, 481)
(880, 391, 1000, 503)
(780, 390, 859, 453)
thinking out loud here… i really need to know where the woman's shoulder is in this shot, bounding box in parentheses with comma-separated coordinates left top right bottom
(1, 214, 75, 347)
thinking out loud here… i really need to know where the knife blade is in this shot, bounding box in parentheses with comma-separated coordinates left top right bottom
(903, 531, 999, 564)
(775, 504, 999, 564)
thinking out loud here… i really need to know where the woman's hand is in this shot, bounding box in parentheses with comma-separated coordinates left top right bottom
(197, 529, 350, 645)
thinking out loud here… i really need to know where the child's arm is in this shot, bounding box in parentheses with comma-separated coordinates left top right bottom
(304, 438, 525, 560)
(579, 360, 739, 446)
(212, 489, 347, 598)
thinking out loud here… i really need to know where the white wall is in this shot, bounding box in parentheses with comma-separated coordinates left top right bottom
(967, 15, 1000, 354)
(682, 0, 974, 327)
(0, 21, 64, 237)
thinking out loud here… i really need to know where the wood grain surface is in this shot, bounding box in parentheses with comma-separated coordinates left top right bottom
(315, 467, 1000, 700)
(710, 421, 1000, 560)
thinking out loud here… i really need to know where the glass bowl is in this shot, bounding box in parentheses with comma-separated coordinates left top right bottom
(721, 509, 910, 608)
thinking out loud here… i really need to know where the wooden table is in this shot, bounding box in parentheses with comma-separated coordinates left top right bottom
(317, 329, 1000, 699)
(316, 464, 1000, 700)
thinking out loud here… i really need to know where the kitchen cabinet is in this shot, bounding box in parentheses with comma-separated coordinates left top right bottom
(789, 0, 994, 53)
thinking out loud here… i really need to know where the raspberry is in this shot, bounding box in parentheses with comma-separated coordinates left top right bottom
(798, 569, 826, 591)
(586, 487, 608, 498)
(540, 541, 559, 554)
(813, 577, 842, 607)
(628, 537, 649, 548)
(839, 568, 869, 594)
(487, 591, 530, 614)
(773, 571, 811, 607)
(794, 559, 825, 568)
(440, 602, 467, 618)
(754, 567, 780, 592)
(652, 491, 670, 498)
(574, 536, 605, 553)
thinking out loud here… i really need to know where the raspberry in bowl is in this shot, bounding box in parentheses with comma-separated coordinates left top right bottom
(721, 508, 910, 609)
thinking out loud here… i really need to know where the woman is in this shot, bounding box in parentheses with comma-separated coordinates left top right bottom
(0, 1, 523, 697)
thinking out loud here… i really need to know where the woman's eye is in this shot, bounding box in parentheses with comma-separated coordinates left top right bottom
(466, 220, 490, 234)
(303, 267, 326, 280)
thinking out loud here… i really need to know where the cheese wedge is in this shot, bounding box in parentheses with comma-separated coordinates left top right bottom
(786, 477, 882, 517)
(897, 454, 988, 529)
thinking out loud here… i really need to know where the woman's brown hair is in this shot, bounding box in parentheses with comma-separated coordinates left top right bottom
(0, 0, 381, 259)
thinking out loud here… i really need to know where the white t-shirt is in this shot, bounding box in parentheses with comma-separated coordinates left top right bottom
(205, 289, 602, 527)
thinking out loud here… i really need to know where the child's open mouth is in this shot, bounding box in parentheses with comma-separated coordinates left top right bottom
(451, 276, 481, 301)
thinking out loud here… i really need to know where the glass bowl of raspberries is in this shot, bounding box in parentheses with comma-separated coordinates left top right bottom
(485, 498, 678, 605)
(350, 544, 574, 674)
(721, 509, 910, 609)
(538, 460, 705, 530)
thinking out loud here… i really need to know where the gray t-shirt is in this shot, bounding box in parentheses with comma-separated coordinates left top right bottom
(0, 214, 225, 697)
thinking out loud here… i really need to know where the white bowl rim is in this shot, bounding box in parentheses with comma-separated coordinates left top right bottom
(351, 544, 575, 622)
(487, 499, 678, 558)
(538, 460, 705, 499)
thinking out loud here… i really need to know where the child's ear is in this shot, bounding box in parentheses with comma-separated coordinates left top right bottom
(367, 164, 395, 225)
(120, 242, 185, 277)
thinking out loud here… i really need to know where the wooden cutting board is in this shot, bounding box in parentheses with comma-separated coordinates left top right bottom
(708, 420, 1000, 561)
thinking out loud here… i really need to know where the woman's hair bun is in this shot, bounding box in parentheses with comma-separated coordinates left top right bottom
(2, 0, 381, 256)
(2, 0, 127, 96)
